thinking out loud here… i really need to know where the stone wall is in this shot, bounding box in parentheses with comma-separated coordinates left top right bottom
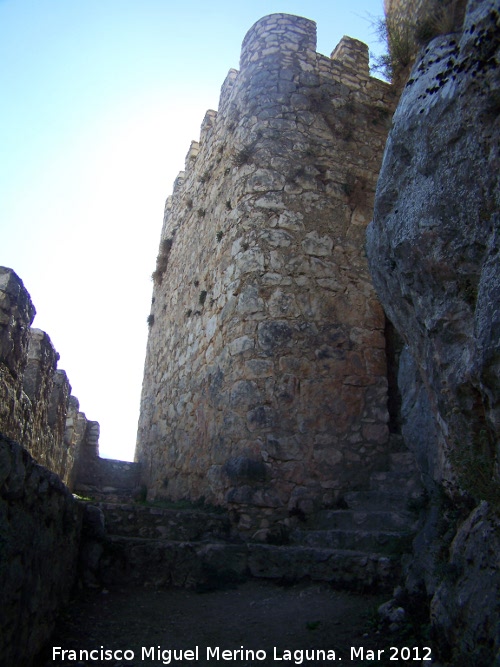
(0, 432, 83, 666)
(0, 266, 139, 495)
(0, 267, 35, 446)
(0, 267, 91, 488)
(136, 14, 397, 531)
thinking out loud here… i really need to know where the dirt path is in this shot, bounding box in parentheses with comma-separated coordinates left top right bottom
(39, 580, 433, 667)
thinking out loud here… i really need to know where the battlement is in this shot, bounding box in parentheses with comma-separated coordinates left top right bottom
(240, 14, 317, 70)
(330, 36, 370, 76)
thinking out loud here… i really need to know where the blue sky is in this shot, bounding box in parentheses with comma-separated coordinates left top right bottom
(1, 0, 386, 460)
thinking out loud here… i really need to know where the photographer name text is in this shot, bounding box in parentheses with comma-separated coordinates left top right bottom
(53, 644, 432, 663)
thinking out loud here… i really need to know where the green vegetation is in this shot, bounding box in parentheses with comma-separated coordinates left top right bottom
(199, 290, 208, 306)
(449, 430, 500, 508)
(371, 0, 465, 82)
(152, 237, 173, 284)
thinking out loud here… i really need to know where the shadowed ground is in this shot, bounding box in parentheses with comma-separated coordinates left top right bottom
(39, 580, 434, 667)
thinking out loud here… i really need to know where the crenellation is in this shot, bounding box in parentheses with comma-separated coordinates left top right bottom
(330, 36, 370, 77)
(185, 140, 200, 168)
(199, 109, 218, 145)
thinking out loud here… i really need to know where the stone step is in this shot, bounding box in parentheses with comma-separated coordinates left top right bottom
(312, 508, 418, 532)
(369, 471, 422, 494)
(98, 502, 232, 542)
(290, 528, 413, 553)
(344, 490, 415, 512)
(247, 544, 398, 592)
(388, 451, 418, 473)
(100, 536, 248, 590)
(75, 485, 139, 504)
(99, 536, 398, 592)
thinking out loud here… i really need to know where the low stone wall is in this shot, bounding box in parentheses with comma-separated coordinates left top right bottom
(0, 433, 84, 667)
(75, 445, 142, 500)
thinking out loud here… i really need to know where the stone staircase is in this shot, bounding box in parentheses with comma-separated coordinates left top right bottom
(87, 447, 423, 594)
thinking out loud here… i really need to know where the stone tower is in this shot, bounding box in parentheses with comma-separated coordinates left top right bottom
(136, 14, 396, 532)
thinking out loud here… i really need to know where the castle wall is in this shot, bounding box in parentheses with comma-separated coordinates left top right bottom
(136, 14, 397, 531)
(0, 266, 105, 491)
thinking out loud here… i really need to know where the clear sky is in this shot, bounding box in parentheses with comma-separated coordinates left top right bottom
(1, 0, 386, 461)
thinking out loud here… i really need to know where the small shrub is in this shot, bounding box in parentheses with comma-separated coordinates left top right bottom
(415, 0, 465, 44)
(199, 290, 208, 306)
(232, 145, 254, 167)
(197, 208, 206, 218)
(216, 230, 223, 242)
(199, 168, 212, 184)
(232, 133, 260, 167)
(372, 15, 416, 81)
(371, 0, 465, 82)
(152, 238, 173, 284)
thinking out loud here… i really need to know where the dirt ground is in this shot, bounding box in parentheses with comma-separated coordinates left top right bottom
(39, 580, 435, 667)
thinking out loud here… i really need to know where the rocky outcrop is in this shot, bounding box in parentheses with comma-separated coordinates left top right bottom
(430, 501, 500, 664)
(0, 433, 83, 667)
(367, 0, 500, 663)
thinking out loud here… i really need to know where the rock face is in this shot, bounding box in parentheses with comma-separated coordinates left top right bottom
(368, 0, 500, 495)
(137, 14, 397, 531)
(430, 501, 500, 664)
(0, 432, 83, 666)
(367, 0, 500, 663)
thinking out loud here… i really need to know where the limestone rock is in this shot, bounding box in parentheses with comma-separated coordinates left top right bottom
(367, 0, 500, 494)
(431, 502, 500, 666)
(367, 1, 500, 662)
